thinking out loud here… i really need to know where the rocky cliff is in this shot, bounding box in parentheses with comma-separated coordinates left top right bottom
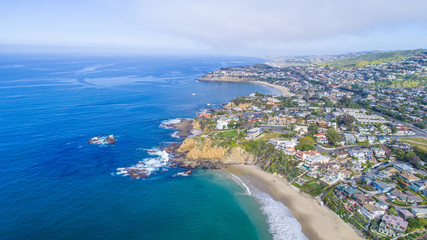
(169, 137, 254, 169)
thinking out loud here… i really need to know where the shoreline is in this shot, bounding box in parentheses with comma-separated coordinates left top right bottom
(226, 164, 364, 240)
(252, 81, 294, 97)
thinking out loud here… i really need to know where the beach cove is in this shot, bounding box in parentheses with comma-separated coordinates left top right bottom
(227, 164, 364, 240)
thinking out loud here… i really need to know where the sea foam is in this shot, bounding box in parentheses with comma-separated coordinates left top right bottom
(252, 189, 308, 240)
(159, 118, 183, 129)
(116, 148, 170, 178)
(226, 172, 307, 240)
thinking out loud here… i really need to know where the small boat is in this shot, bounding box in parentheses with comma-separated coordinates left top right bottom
(192, 93, 196, 96)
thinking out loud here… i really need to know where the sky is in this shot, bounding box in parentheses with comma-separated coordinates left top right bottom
(1, 0, 427, 56)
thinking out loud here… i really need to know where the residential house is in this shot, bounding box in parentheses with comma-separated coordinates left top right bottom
(400, 173, 420, 183)
(305, 155, 330, 165)
(352, 193, 376, 206)
(294, 150, 320, 161)
(390, 190, 423, 204)
(216, 117, 230, 130)
(373, 180, 396, 193)
(344, 133, 356, 144)
(398, 209, 414, 220)
(277, 139, 298, 149)
(371, 147, 386, 158)
(367, 135, 376, 144)
(377, 135, 391, 144)
(359, 203, 385, 220)
(314, 134, 327, 145)
(356, 134, 367, 143)
(247, 127, 263, 139)
(394, 163, 416, 173)
(410, 180, 427, 192)
(378, 167, 399, 179)
(334, 150, 349, 160)
(294, 125, 308, 135)
(349, 149, 373, 162)
(334, 185, 361, 200)
(411, 208, 427, 218)
(378, 215, 408, 237)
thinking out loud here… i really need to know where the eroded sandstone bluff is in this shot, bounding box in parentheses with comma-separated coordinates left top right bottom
(163, 120, 255, 169)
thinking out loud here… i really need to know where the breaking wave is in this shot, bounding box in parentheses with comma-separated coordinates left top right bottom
(251, 189, 308, 240)
(171, 131, 180, 138)
(159, 118, 183, 129)
(116, 148, 170, 178)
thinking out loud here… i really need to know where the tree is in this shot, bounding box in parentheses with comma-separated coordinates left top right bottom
(408, 218, 423, 230)
(408, 155, 421, 166)
(326, 128, 341, 146)
(322, 97, 333, 107)
(370, 219, 378, 230)
(339, 114, 356, 127)
(388, 206, 397, 215)
(295, 136, 316, 151)
(308, 124, 319, 134)
(405, 152, 416, 161)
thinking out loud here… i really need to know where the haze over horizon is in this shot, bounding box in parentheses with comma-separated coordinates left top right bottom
(1, 0, 427, 56)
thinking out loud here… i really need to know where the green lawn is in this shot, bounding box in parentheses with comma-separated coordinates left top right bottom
(218, 130, 238, 138)
(387, 199, 411, 206)
(256, 131, 282, 141)
(399, 137, 427, 152)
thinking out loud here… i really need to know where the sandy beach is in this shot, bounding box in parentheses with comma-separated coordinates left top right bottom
(253, 81, 294, 97)
(227, 164, 364, 240)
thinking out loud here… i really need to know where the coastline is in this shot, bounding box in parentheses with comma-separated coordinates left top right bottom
(252, 81, 294, 97)
(227, 164, 364, 240)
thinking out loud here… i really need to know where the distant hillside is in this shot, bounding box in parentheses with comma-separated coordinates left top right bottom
(320, 49, 427, 68)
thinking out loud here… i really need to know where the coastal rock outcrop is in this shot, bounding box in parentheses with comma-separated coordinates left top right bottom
(170, 119, 194, 137)
(171, 137, 253, 169)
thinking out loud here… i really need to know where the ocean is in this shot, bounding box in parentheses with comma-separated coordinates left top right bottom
(0, 55, 304, 240)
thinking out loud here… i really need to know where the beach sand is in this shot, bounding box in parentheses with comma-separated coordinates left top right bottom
(253, 81, 294, 97)
(227, 164, 364, 240)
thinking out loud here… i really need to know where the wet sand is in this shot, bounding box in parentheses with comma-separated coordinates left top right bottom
(253, 81, 294, 97)
(227, 164, 364, 240)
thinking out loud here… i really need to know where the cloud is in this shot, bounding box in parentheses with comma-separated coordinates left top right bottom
(134, 0, 427, 49)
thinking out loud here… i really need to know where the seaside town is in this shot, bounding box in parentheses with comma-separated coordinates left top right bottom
(178, 50, 427, 240)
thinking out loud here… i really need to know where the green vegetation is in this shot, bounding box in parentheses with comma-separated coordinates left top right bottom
(356, 180, 375, 191)
(399, 137, 427, 153)
(387, 199, 411, 207)
(218, 129, 238, 138)
(366, 77, 427, 89)
(308, 124, 319, 134)
(300, 181, 327, 196)
(256, 131, 282, 141)
(336, 96, 359, 109)
(326, 128, 341, 146)
(295, 136, 316, 151)
(388, 206, 397, 215)
(320, 49, 426, 68)
(407, 217, 427, 232)
(240, 139, 301, 181)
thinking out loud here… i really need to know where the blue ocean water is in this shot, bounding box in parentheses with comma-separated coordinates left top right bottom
(0, 55, 281, 239)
